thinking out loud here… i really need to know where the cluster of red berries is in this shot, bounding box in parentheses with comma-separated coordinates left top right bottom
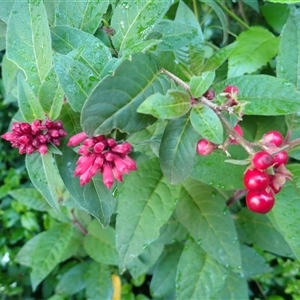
(244, 131, 290, 214)
(67, 132, 137, 189)
(1, 119, 67, 155)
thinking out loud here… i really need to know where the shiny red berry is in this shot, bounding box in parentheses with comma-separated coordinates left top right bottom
(224, 85, 238, 98)
(203, 89, 215, 100)
(261, 131, 283, 147)
(251, 151, 274, 170)
(246, 190, 275, 214)
(196, 139, 215, 156)
(243, 168, 269, 191)
(273, 151, 289, 167)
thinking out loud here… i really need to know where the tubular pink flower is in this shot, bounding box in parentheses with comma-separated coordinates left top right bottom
(19, 135, 31, 144)
(104, 152, 115, 162)
(38, 144, 48, 155)
(1, 132, 16, 141)
(112, 142, 132, 154)
(103, 162, 114, 189)
(80, 166, 93, 186)
(94, 156, 104, 168)
(78, 145, 90, 155)
(83, 138, 96, 147)
(67, 132, 88, 147)
(122, 155, 137, 171)
(113, 155, 129, 174)
(93, 142, 105, 153)
(74, 155, 95, 176)
(107, 138, 116, 147)
(112, 166, 123, 182)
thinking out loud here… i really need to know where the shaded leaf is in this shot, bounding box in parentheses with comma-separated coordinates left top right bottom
(189, 72, 215, 98)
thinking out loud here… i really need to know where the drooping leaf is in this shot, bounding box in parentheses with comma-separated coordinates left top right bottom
(55, 1, 109, 34)
(228, 27, 279, 77)
(116, 158, 180, 271)
(215, 75, 300, 115)
(189, 72, 215, 98)
(159, 116, 200, 184)
(81, 52, 171, 136)
(6, 1, 52, 91)
(176, 178, 241, 270)
(25, 152, 65, 213)
(111, 0, 172, 54)
(53, 53, 99, 112)
(56, 105, 116, 227)
(84, 262, 113, 300)
(0, 1, 15, 23)
(176, 239, 227, 299)
(137, 89, 191, 119)
(277, 6, 300, 91)
(83, 220, 119, 265)
(190, 105, 223, 144)
(18, 75, 45, 122)
(51, 26, 112, 76)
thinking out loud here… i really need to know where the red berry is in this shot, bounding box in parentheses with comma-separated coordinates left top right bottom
(251, 151, 274, 170)
(243, 168, 269, 191)
(273, 151, 289, 167)
(246, 190, 275, 214)
(261, 131, 283, 147)
(223, 85, 238, 99)
(230, 124, 243, 144)
(196, 139, 215, 156)
(203, 89, 215, 100)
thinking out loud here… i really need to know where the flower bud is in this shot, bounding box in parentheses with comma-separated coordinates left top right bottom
(67, 132, 88, 147)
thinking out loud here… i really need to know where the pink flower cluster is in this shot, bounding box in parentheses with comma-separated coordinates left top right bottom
(1, 119, 67, 155)
(67, 132, 137, 189)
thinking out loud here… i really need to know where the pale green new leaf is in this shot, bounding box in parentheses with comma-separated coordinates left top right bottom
(189, 72, 215, 98)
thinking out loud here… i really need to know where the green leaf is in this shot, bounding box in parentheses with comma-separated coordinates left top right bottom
(6, 1, 52, 90)
(81, 53, 171, 136)
(236, 208, 293, 257)
(190, 105, 223, 144)
(189, 72, 215, 98)
(18, 75, 45, 123)
(55, 262, 89, 295)
(83, 220, 119, 265)
(228, 27, 279, 77)
(25, 152, 64, 213)
(191, 150, 245, 190)
(84, 262, 113, 300)
(9, 188, 50, 211)
(176, 178, 241, 270)
(111, 0, 172, 53)
(201, 43, 237, 73)
(55, 1, 109, 34)
(38, 67, 64, 120)
(277, 6, 300, 91)
(159, 116, 200, 184)
(176, 239, 227, 299)
(56, 105, 116, 227)
(51, 26, 112, 76)
(266, 0, 299, 3)
(215, 75, 300, 115)
(153, 20, 199, 51)
(150, 244, 183, 298)
(0, 1, 15, 23)
(116, 158, 180, 271)
(53, 53, 99, 112)
(137, 90, 191, 119)
(0, 19, 6, 51)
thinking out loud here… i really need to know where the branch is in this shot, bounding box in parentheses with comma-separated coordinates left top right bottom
(71, 209, 88, 235)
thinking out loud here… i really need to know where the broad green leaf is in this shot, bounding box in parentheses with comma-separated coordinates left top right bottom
(38, 67, 64, 120)
(159, 116, 200, 184)
(137, 90, 191, 119)
(111, 0, 172, 53)
(150, 244, 183, 298)
(81, 53, 171, 136)
(268, 164, 300, 260)
(83, 220, 119, 265)
(277, 6, 300, 91)
(176, 178, 241, 270)
(25, 152, 64, 213)
(215, 75, 300, 115)
(0, 2, 15, 23)
(6, 1, 52, 91)
(116, 158, 180, 271)
(243, 0, 259, 12)
(212, 271, 248, 300)
(9, 188, 50, 212)
(191, 149, 245, 190)
(228, 27, 279, 77)
(261, 3, 289, 33)
(51, 26, 112, 76)
(56, 105, 116, 227)
(53, 53, 99, 112)
(176, 239, 227, 299)
(84, 262, 113, 300)
(236, 208, 293, 257)
(55, 262, 89, 295)
(190, 105, 223, 144)
(121, 39, 162, 58)
(0, 19, 6, 51)
(18, 75, 45, 123)
(44, 1, 58, 26)
(266, 0, 299, 3)
(55, 1, 109, 34)
(189, 72, 215, 98)
(201, 43, 237, 73)
(153, 20, 199, 51)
